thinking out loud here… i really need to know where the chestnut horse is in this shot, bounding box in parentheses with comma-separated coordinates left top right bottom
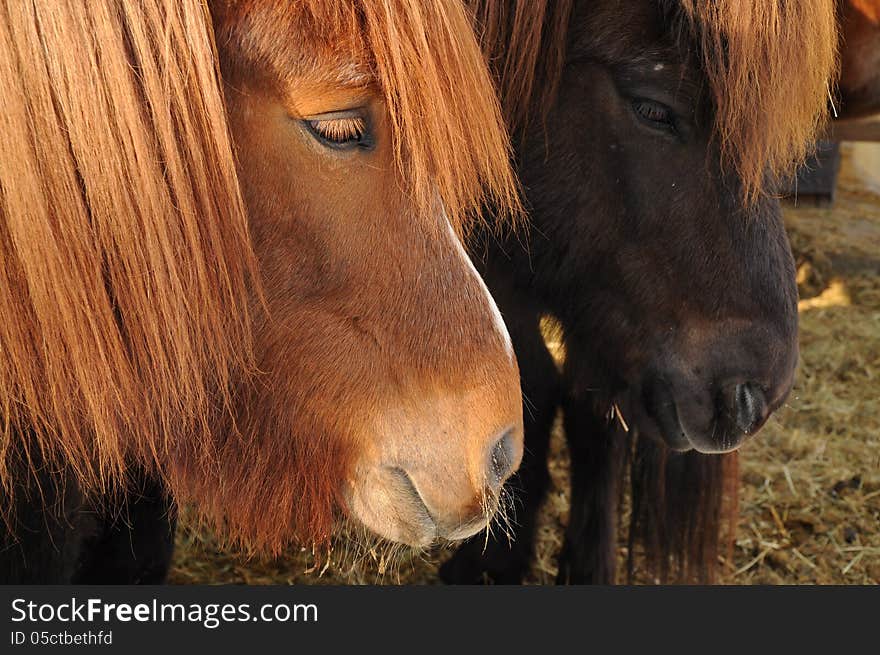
(0, 0, 524, 583)
(442, 0, 837, 584)
(838, 0, 880, 118)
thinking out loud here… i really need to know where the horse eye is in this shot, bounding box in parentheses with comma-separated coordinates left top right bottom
(304, 114, 373, 150)
(632, 99, 676, 131)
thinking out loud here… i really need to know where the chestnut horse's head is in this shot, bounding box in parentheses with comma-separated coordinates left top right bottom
(0, 0, 523, 552)
(204, 0, 526, 549)
(473, 0, 837, 453)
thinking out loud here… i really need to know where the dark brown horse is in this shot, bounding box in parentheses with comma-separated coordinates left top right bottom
(0, 0, 524, 582)
(442, 0, 838, 584)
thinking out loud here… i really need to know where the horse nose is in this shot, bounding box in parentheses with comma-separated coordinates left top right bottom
(643, 320, 797, 454)
(409, 424, 523, 540)
(732, 381, 769, 435)
(345, 419, 523, 547)
(488, 427, 519, 489)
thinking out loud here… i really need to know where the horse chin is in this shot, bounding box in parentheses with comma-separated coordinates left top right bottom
(626, 411, 693, 453)
(343, 465, 497, 548)
(628, 414, 739, 455)
(343, 468, 439, 548)
(345, 510, 439, 549)
(622, 384, 744, 455)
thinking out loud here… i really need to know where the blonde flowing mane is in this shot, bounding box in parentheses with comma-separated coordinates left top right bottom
(472, 0, 839, 202)
(0, 0, 520, 538)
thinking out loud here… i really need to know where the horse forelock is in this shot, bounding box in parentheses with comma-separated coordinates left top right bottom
(218, 0, 522, 235)
(476, 0, 838, 204)
(469, 0, 573, 134)
(675, 0, 839, 203)
(357, 0, 523, 232)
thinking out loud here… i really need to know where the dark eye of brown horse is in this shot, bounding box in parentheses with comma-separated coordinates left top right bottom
(304, 111, 374, 151)
(632, 99, 676, 132)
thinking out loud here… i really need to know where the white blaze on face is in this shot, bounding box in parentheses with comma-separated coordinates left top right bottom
(444, 220, 515, 362)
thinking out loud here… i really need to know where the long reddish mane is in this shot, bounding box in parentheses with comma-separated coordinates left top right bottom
(0, 0, 256, 498)
(471, 0, 839, 202)
(0, 0, 520, 552)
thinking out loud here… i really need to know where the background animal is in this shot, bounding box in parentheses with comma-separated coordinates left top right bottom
(441, 0, 838, 584)
(838, 0, 880, 119)
(0, 0, 523, 583)
(778, 1, 879, 206)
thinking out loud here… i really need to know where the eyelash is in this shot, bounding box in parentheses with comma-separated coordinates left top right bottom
(305, 116, 372, 150)
(632, 99, 676, 132)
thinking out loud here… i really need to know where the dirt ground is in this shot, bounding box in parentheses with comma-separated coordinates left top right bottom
(169, 142, 880, 585)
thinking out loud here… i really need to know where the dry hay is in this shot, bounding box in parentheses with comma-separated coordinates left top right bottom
(169, 142, 880, 585)
(721, 142, 880, 585)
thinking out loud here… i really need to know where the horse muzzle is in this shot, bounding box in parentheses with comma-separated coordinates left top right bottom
(344, 423, 522, 547)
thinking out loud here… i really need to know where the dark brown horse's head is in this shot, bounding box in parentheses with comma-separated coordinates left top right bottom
(475, 0, 836, 453)
(0, 0, 523, 554)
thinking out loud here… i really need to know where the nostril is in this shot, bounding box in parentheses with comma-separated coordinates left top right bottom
(488, 428, 518, 487)
(387, 466, 436, 524)
(734, 382, 768, 435)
